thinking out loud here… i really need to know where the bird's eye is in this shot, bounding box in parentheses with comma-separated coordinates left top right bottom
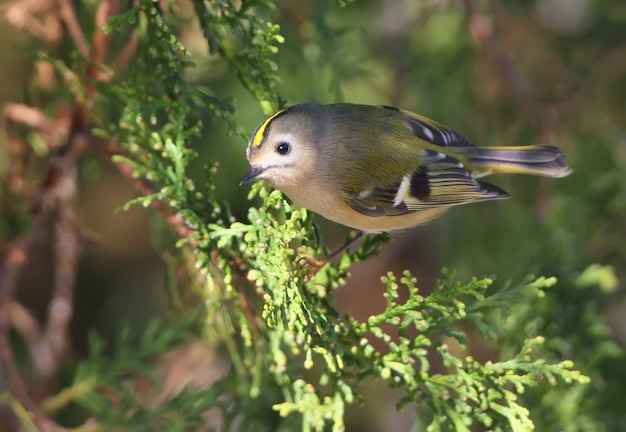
(276, 142, 290, 155)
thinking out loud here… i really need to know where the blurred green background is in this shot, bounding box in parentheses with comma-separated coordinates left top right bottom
(1, 0, 625, 430)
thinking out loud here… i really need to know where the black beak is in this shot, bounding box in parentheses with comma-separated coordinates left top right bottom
(240, 166, 266, 185)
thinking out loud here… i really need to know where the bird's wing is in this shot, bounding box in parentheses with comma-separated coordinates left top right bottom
(345, 150, 509, 217)
(380, 105, 476, 148)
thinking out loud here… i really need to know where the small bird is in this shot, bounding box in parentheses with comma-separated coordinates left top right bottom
(241, 103, 571, 233)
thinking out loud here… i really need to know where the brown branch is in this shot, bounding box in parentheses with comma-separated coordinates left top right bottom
(43, 162, 81, 377)
(0, 0, 56, 40)
(105, 0, 141, 74)
(93, 0, 122, 63)
(4, 103, 70, 151)
(1, 2, 236, 429)
(0, 0, 134, 429)
(0, 108, 54, 413)
(8, 301, 52, 374)
(3, 105, 33, 196)
(58, 0, 90, 57)
(0, 238, 31, 361)
(113, 157, 199, 242)
(0, 128, 89, 431)
(109, 32, 139, 73)
(0, 236, 71, 432)
(0, 240, 32, 427)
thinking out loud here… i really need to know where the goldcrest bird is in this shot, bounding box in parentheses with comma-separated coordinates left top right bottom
(240, 103, 571, 232)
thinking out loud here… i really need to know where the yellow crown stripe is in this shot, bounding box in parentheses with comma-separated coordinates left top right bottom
(251, 109, 286, 148)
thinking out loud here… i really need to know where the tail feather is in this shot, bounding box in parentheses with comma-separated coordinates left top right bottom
(465, 145, 572, 178)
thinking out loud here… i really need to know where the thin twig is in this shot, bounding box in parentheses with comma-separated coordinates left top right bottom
(1, 1, 231, 429)
(0, 236, 70, 432)
(110, 32, 139, 73)
(0, 0, 55, 40)
(8, 301, 53, 374)
(58, 0, 90, 57)
(4, 104, 66, 148)
(93, 0, 122, 62)
(44, 161, 81, 376)
(0, 0, 111, 429)
(113, 158, 200, 242)
(0, 238, 32, 389)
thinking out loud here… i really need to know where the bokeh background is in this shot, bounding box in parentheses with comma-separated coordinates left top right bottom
(1, 0, 625, 430)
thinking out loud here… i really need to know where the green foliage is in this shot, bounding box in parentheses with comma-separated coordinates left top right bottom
(191, 0, 287, 114)
(3, 0, 624, 431)
(46, 317, 212, 430)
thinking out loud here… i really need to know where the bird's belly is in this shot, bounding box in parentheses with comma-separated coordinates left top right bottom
(319, 205, 449, 232)
(287, 189, 448, 232)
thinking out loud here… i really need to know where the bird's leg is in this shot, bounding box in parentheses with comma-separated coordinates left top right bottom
(326, 231, 365, 261)
(296, 231, 365, 279)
